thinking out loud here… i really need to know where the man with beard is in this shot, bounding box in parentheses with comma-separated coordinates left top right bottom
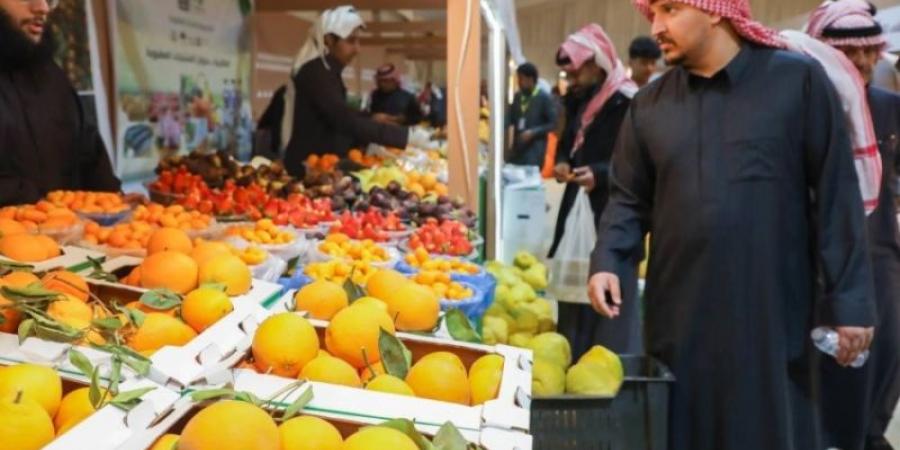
(548, 24, 639, 358)
(367, 63, 423, 126)
(587, 0, 880, 449)
(807, 4, 900, 449)
(0, 0, 120, 206)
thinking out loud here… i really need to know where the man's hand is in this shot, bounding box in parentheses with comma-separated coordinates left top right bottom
(122, 192, 147, 206)
(554, 163, 571, 183)
(588, 272, 622, 318)
(572, 166, 596, 191)
(518, 130, 535, 143)
(835, 326, 874, 367)
(372, 113, 398, 124)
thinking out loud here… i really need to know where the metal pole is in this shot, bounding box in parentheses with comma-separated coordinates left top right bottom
(480, 0, 506, 262)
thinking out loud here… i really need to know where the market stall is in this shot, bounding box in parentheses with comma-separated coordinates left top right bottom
(0, 2, 657, 450)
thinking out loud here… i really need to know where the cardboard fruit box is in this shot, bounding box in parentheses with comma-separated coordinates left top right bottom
(0, 359, 172, 450)
(0, 260, 283, 387)
(0, 245, 105, 274)
(148, 293, 533, 435)
(44, 377, 181, 450)
(108, 383, 533, 450)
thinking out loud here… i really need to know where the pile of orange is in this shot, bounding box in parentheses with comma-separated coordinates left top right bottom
(157, 400, 424, 450)
(0, 231, 60, 262)
(347, 149, 382, 167)
(0, 363, 105, 449)
(412, 270, 473, 301)
(45, 191, 128, 214)
(246, 303, 502, 407)
(0, 202, 79, 232)
(82, 220, 154, 250)
(305, 154, 340, 172)
(226, 219, 295, 245)
(318, 233, 389, 263)
(405, 171, 448, 198)
(131, 203, 212, 230)
(403, 247, 480, 275)
(303, 260, 377, 286)
(122, 228, 252, 298)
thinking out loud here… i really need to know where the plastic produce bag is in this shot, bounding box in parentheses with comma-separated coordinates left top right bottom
(547, 188, 596, 304)
(250, 254, 289, 283)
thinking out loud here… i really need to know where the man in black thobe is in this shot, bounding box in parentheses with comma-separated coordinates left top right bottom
(588, 1, 877, 449)
(282, 6, 411, 178)
(807, 2, 900, 449)
(506, 63, 556, 167)
(367, 63, 423, 127)
(0, 0, 120, 206)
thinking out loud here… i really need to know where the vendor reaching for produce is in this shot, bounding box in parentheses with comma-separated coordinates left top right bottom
(367, 63, 423, 126)
(279, 6, 428, 178)
(0, 0, 121, 206)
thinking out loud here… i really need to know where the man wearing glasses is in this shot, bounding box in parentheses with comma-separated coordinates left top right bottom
(0, 0, 121, 206)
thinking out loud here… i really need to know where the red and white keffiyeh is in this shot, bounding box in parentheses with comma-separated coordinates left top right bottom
(632, 0, 882, 214)
(558, 24, 639, 156)
(376, 63, 403, 83)
(806, 0, 886, 49)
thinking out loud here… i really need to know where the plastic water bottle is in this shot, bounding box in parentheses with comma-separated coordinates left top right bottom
(811, 327, 869, 368)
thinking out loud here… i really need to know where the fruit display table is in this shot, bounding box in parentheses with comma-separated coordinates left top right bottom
(0, 146, 632, 450)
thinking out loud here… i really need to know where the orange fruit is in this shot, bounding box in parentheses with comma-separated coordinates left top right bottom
(469, 354, 504, 406)
(0, 393, 55, 450)
(41, 271, 89, 302)
(359, 361, 386, 383)
(190, 241, 232, 266)
(198, 255, 251, 296)
(149, 434, 180, 450)
(383, 282, 440, 332)
(325, 303, 396, 369)
(365, 374, 415, 397)
(0, 363, 63, 417)
(140, 251, 199, 294)
(405, 352, 471, 405)
(366, 269, 410, 303)
(35, 235, 61, 258)
(0, 219, 27, 237)
(178, 400, 279, 450)
(300, 355, 362, 387)
(252, 313, 319, 378)
(54, 387, 101, 436)
(122, 266, 142, 286)
(147, 227, 193, 255)
(127, 313, 198, 354)
(2, 271, 40, 287)
(342, 427, 418, 450)
(0, 289, 20, 334)
(182, 287, 233, 333)
(0, 235, 56, 262)
(279, 416, 343, 450)
(294, 280, 348, 320)
(47, 295, 93, 323)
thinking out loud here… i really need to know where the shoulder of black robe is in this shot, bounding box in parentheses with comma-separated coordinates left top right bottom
(65, 63, 120, 193)
(294, 57, 407, 150)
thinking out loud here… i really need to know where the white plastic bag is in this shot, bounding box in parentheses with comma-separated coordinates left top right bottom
(548, 188, 596, 304)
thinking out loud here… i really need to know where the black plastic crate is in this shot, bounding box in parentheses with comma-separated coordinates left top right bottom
(530, 355, 675, 450)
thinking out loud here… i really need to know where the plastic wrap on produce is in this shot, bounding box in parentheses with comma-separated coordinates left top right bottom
(249, 254, 288, 283)
(307, 240, 401, 269)
(224, 232, 307, 264)
(40, 221, 84, 245)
